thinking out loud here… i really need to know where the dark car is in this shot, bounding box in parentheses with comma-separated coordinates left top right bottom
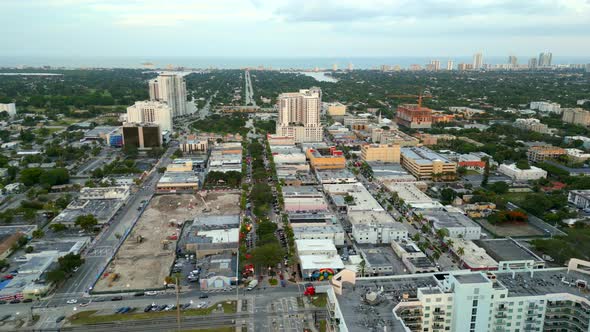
(22, 299, 33, 303)
(56, 316, 65, 323)
(134, 292, 144, 297)
(0, 300, 6, 305)
(111, 296, 123, 301)
(9, 299, 20, 304)
(198, 294, 209, 299)
(144, 304, 154, 312)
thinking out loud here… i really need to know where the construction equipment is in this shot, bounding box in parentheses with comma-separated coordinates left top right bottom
(389, 92, 432, 107)
(198, 192, 211, 212)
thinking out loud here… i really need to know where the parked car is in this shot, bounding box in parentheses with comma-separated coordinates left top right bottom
(145, 291, 158, 296)
(198, 294, 209, 299)
(9, 299, 20, 304)
(144, 304, 154, 312)
(110, 296, 123, 301)
(22, 299, 33, 303)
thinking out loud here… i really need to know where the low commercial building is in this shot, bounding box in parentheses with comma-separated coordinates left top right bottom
(458, 153, 487, 172)
(527, 145, 566, 163)
(288, 212, 337, 226)
(475, 238, 546, 269)
(305, 147, 346, 170)
(296, 239, 344, 280)
(349, 211, 408, 244)
(360, 144, 401, 163)
(498, 163, 547, 181)
(198, 251, 238, 290)
(181, 215, 240, 258)
(423, 208, 481, 240)
(371, 128, 420, 146)
(391, 239, 437, 273)
(292, 225, 345, 246)
(53, 186, 128, 226)
(448, 238, 498, 271)
(568, 190, 590, 209)
(0, 254, 55, 301)
(323, 183, 383, 213)
(208, 143, 242, 173)
(326, 102, 346, 116)
(79, 186, 130, 200)
(401, 147, 457, 180)
(267, 134, 295, 146)
(384, 183, 442, 210)
(283, 186, 328, 212)
(315, 169, 357, 184)
(84, 126, 119, 141)
(156, 171, 200, 193)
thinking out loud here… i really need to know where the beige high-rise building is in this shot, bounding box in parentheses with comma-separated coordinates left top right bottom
(429, 60, 441, 71)
(126, 101, 173, 133)
(276, 87, 323, 143)
(361, 144, 401, 163)
(149, 73, 187, 117)
(562, 108, 590, 126)
(473, 52, 484, 69)
(446, 60, 454, 70)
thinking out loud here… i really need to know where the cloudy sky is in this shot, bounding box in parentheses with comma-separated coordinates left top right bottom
(1, 0, 590, 57)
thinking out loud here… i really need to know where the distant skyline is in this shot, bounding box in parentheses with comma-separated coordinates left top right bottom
(1, 0, 590, 57)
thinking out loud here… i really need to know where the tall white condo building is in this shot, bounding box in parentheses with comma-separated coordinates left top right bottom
(275, 87, 323, 143)
(126, 101, 173, 133)
(149, 74, 188, 117)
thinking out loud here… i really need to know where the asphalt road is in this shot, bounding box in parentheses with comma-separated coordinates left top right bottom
(244, 70, 256, 106)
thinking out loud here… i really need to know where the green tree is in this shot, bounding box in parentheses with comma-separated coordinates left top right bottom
(32, 229, 45, 239)
(75, 214, 98, 232)
(481, 157, 490, 187)
(49, 223, 67, 232)
(251, 243, 284, 270)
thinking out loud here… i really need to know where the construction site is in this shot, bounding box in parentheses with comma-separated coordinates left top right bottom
(94, 191, 240, 292)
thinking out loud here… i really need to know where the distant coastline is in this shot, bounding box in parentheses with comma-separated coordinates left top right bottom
(0, 56, 589, 70)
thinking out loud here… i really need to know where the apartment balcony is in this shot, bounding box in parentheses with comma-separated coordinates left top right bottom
(433, 317, 445, 323)
(495, 313, 507, 319)
(432, 310, 446, 316)
(497, 306, 508, 311)
(432, 323, 445, 330)
(544, 318, 589, 331)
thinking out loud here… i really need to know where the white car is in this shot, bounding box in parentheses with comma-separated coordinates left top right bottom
(145, 291, 158, 296)
(66, 299, 78, 304)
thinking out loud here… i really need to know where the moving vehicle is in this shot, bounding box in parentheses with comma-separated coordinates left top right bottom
(198, 293, 209, 299)
(111, 296, 123, 301)
(145, 291, 158, 296)
(66, 299, 78, 304)
(247, 279, 258, 291)
(55, 316, 65, 323)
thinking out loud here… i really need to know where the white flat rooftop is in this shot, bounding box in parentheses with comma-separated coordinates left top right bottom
(299, 254, 345, 271)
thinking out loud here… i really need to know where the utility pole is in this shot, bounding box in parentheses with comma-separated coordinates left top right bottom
(176, 276, 181, 331)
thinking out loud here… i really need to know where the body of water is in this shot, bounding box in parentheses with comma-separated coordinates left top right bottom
(0, 56, 589, 70)
(298, 71, 338, 82)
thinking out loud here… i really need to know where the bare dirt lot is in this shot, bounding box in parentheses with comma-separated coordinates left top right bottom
(94, 191, 239, 292)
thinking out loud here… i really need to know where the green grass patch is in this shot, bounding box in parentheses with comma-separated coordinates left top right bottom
(268, 278, 278, 286)
(310, 294, 327, 308)
(69, 301, 237, 325)
(319, 320, 327, 332)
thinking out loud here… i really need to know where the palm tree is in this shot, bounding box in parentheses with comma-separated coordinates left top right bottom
(445, 239, 454, 251)
(436, 228, 450, 240)
(359, 259, 366, 278)
(457, 246, 465, 267)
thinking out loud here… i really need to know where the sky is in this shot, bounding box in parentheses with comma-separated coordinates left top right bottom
(1, 0, 590, 57)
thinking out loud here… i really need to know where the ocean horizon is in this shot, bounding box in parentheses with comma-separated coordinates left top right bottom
(1, 55, 589, 70)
